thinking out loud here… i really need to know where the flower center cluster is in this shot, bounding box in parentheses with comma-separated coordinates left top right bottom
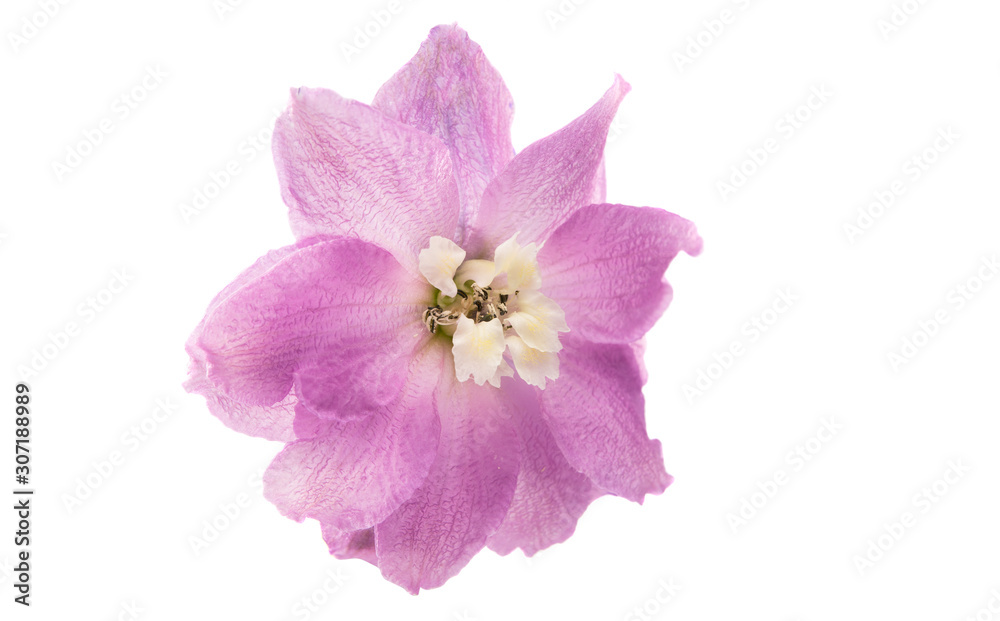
(418, 234, 569, 389)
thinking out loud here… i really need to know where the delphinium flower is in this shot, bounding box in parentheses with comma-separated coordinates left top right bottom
(185, 24, 701, 594)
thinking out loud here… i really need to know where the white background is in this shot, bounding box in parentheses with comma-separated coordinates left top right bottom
(2, 0, 999, 619)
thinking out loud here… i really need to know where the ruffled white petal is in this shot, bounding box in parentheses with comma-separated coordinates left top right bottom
(517, 290, 569, 331)
(452, 315, 506, 385)
(505, 335, 560, 389)
(487, 358, 515, 388)
(506, 312, 561, 353)
(454, 259, 496, 288)
(494, 234, 541, 292)
(418, 236, 465, 297)
(509, 290, 569, 352)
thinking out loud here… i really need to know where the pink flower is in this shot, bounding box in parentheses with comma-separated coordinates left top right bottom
(185, 24, 701, 594)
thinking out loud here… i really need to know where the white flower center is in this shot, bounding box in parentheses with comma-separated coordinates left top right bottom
(418, 234, 569, 388)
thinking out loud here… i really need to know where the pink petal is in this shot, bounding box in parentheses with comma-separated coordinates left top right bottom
(321, 524, 377, 566)
(263, 348, 443, 532)
(487, 379, 603, 557)
(538, 203, 702, 344)
(375, 358, 520, 594)
(465, 75, 629, 255)
(630, 338, 649, 386)
(184, 243, 312, 442)
(373, 24, 514, 236)
(590, 157, 607, 205)
(184, 357, 297, 442)
(195, 237, 431, 414)
(272, 86, 461, 270)
(539, 336, 672, 502)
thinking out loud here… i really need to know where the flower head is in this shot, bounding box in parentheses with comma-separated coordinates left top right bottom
(185, 24, 701, 594)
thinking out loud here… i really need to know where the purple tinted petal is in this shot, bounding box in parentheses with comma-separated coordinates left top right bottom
(487, 379, 603, 557)
(196, 238, 430, 413)
(589, 157, 606, 205)
(184, 357, 298, 442)
(630, 338, 649, 386)
(272, 86, 460, 269)
(373, 24, 514, 234)
(538, 203, 702, 343)
(540, 336, 672, 502)
(375, 360, 520, 594)
(184, 243, 314, 441)
(321, 524, 377, 566)
(466, 75, 629, 255)
(293, 339, 410, 422)
(263, 348, 443, 531)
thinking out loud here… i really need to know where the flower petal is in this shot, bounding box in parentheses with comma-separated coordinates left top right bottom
(466, 75, 629, 254)
(493, 234, 541, 292)
(452, 315, 505, 385)
(487, 358, 514, 388)
(272, 87, 460, 270)
(372, 24, 515, 236)
(488, 379, 603, 556)
(538, 203, 702, 343)
(196, 238, 431, 413)
(263, 348, 443, 531)
(321, 524, 377, 566)
(506, 290, 568, 353)
(292, 341, 409, 422)
(505, 335, 559, 389)
(418, 236, 465, 297)
(539, 336, 672, 502)
(590, 156, 606, 204)
(374, 362, 520, 594)
(184, 357, 298, 442)
(184, 242, 314, 442)
(453, 259, 495, 288)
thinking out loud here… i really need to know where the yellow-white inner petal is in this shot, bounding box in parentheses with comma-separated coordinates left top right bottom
(454, 259, 496, 288)
(493, 234, 541, 292)
(487, 358, 514, 388)
(506, 312, 561, 352)
(506, 290, 569, 352)
(418, 236, 466, 297)
(452, 315, 506, 386)
(505, 335, 560, 389)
